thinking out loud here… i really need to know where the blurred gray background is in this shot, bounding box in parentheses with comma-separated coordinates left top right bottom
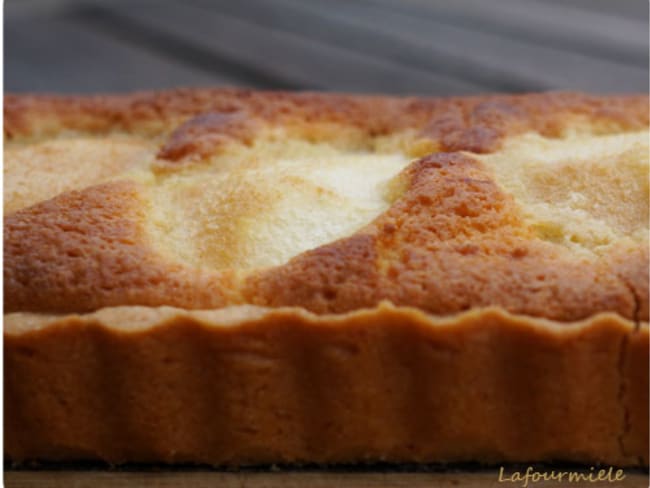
(4, 0, 649, 95)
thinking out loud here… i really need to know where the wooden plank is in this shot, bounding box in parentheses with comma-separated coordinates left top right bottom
(188, 0, 540, 92)
(67, 5, 293, 90)
(536, 0, 649, 22)
(191, 0, 648, 93)
(351, 0, 649, 69)
(86, 0, 486, 95)
(4, 13, 244, 93)
(5, 469, 650, 488)
(3, 0, 78, 17)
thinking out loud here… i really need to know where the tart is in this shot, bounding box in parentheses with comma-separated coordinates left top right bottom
(4, 89, 649, 466)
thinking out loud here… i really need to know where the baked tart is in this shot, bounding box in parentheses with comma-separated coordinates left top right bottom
(4, 89, 649, 466)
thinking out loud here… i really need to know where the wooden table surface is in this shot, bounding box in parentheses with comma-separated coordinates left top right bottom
(5, 466, 650, 488)
(5, 0, 649, 95)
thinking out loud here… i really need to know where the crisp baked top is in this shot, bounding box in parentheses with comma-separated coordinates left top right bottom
(4, 89, 649, 322)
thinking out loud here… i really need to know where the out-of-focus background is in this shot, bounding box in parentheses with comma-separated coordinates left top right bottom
(4, 0, 649, 95)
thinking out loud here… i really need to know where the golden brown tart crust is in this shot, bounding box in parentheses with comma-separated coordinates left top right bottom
(4, 89, 649, 466)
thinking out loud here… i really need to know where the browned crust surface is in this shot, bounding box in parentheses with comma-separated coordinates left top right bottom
(243, 152, 642, 321)
(4, 90, 649, 321)
(5, 89, 647, 147)
(4, 305, 648, 466)
(4, 181, 241, 312)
